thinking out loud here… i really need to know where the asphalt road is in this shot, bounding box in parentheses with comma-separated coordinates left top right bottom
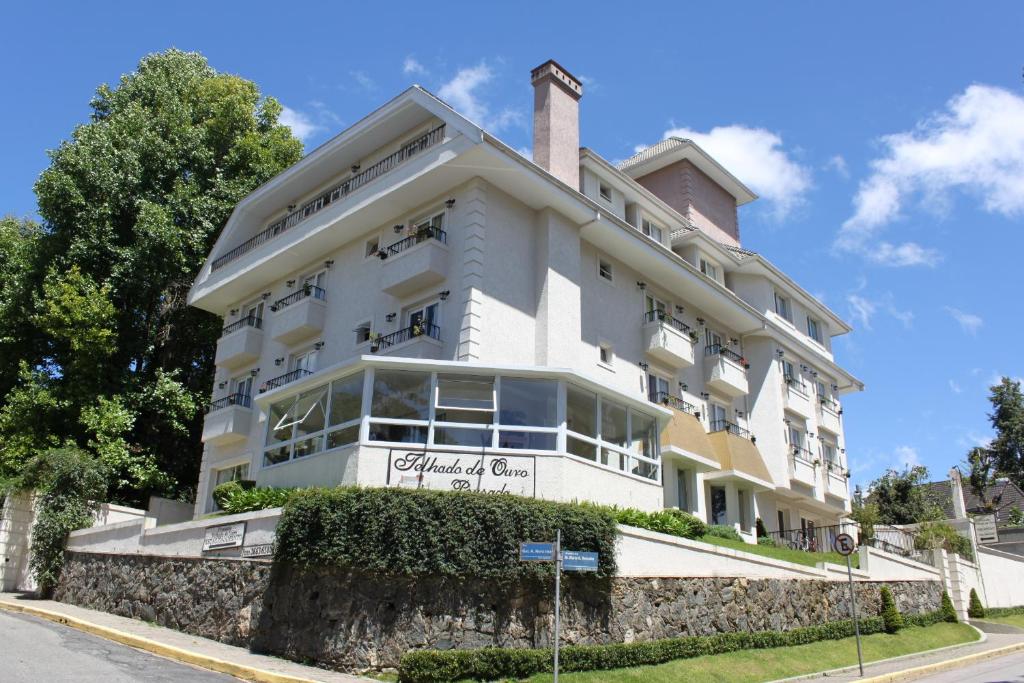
(0, 610, 239, 682)
(915, 650, 1024, 682)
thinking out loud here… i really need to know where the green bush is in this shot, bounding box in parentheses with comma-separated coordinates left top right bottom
(914, 522, 974, 562)
(880, 586, 903, 633)
(940, 591, 958, 623)
(211, 479, 254, 510)
(757, 536, 777, 546)
(968, 588, 985, 619)
(608, 506, 706, 540)
(985, 605, 1024, 618)
(705, 524, 743, 541)
(397, 610, 965, 682)
(215, 483, 295, 514)
(275, 487, 618, 580)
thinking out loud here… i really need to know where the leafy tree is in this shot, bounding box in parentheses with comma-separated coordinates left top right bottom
(968, 588, 985, 619)
(988, 378, 1024, 490)
(868, 465, 941, 525)
(850, 487, 880, 540)
(0, 49, 303, 506)
(964, 446, 1000, 511)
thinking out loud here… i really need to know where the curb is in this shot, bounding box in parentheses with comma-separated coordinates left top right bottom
(0, 599, 326, 683)
(858, 639, 1024, 682)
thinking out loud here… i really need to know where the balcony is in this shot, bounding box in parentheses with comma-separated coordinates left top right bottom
(783, 379, 814, 419)
(371, 322, 443, 359)
(270, 286, 326, 345)
(709, 419, 752, 440)
(260, 368, 313, 393)
(818, 397, 842, 434)
(651, 391, 699, 418)
(703, 345, 749, 398)
(210, 124, 447, 271)
(789, 447, 818, 487)
(824, 462, 849, 499)
(214, 315, 263, 369)
(379, 227, 449, 297)
(641, 311, 696, 368)
(201, 394, 253, 445)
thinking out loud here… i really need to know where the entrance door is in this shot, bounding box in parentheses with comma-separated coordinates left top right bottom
(710, 486, 727, 525)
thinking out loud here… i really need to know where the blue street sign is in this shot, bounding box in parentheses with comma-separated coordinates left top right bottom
(520, 542, 555, 562)
(562, 550, 599, 572)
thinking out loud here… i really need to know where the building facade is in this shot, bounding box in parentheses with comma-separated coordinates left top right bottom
(189, 60, 863, 542)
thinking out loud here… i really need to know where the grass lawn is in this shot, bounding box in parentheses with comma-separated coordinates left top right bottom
(982, 614, 1024, 629)
(699, 534, 859, 569)
(520, 623, 977, 683)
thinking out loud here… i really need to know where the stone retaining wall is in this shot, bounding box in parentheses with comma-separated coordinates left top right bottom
(56, 551, 943, 672)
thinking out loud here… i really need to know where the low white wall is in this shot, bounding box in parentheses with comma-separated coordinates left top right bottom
(977, 546, 1024, 608)
(93, 502, 146, 526)
(856, 546, 941, 582)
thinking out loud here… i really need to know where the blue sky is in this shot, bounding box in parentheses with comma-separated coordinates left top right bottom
(2, 2, 1022, 489)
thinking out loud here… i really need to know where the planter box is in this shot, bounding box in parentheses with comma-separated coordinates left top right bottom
(201, 404, 253, 446)
(642, 321, 695, 369)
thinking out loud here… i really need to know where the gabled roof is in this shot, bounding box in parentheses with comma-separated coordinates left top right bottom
(920, 477, 1024, 527)
(618, 137, 758, 206)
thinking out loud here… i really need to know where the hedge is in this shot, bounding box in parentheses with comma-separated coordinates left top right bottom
(601, 506, 707, 540)
(968, 588, 985, 619)
(398, 609, 951, 682)
(705, 524, 743, 541)
(275, 487, 618, 580)
(984, 605, 1024, 618)
(213, 481, 298, 514)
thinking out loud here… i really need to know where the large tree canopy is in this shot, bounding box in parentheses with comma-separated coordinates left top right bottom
(867, 465, 941, 525)
(988, 377, 1024, 490)
(0, 49, 303, 504)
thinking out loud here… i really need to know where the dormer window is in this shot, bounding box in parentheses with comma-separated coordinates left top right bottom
(641, 218, 663, 244)
(699, 256, 720, 282)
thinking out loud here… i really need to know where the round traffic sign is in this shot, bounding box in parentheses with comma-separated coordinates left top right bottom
(832, 532, 856, 556)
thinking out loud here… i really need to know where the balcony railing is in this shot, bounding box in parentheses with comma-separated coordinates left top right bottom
(819, 395, 840, 413)
(373, 321, 441, 350)
(382, 226, 447, 258)
(270, 285, 326, 311)
(784, 375, 808, 394)
(705, 344, 748, 367)
(261, 368, 313, 393)
(791, 446, 816, 464)
(210, 124, 447, 271)
(206, 393, 252, 413)
(222, 315, 262, 336)
(709, 419, 751, 439)
(652, 391, 699, 417)
(643, 309, 693, 335)
(765, 523, 856, 554)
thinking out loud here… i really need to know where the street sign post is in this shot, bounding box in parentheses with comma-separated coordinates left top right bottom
(519, 532, 599, 683)
(833, 532, 863, 677)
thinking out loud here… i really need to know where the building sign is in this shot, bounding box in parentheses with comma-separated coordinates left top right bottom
(562, 550, 599, 572)
(386, 449, 536, 496)
(241, 544, 274, 558)
(520, 542, 555, 562)
(202, 522, 246, 551)
(974, 514, 998, 544)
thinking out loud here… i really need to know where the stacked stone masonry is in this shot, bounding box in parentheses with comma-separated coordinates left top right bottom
(56, 551, 943, 672)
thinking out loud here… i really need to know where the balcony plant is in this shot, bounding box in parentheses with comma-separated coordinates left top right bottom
(369, 332, 381, 353)
(688, 330, 699, 343)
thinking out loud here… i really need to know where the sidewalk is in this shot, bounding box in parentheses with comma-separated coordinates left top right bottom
(0, 592, 374, 683)
(776, 621, 1024, 682)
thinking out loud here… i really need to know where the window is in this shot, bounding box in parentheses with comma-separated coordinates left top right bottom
(782, 359, 796, 384)
(599, 182, 612, 202)
(709, 402, 728, 431)
(598, 259, 613, 282)
(369, 370, 431, 443)
(706, 328, 724, 350)
(210, 463, 249, 510)
(645, 294, 667, 317)
(699, 257, 719, 282)
(355, 321, 372, 345)
(365, 237, 380, 257)
(243, 300, 264, 322)
(411, 210, 445, 234)
(647, 373, 670, 403)
(807, 316, 822, 342)
(641, 218, 663, 243)
(822, 441, 839, 468)
(598, 343, 613, 366)
(676, 468, 690, 511)
(303, 269, 327, 291)
(327, 371, 363, 449)
(231, 374, 253, 400)
(710, 486, 727, 525)
(291, 348, 318, 373)
(774, 292, 792, 322)
(777, 510, 786, 533)
(264, 384, 329, 465)
(406, 301, 439, 331)
(435, 374, 495, 446)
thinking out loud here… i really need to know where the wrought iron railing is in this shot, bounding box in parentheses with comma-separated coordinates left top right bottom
(705, 343, 746, 366)
(819, 395, 840, 413)
(261, 368, 313, 392)
(221, 315, 262, 336)
(710, 419, 751, 439)
(643, 309, 693, 335)
(765, 523, 857, 554)
(382, 226, 447, 258)
(373, 322, 441, 350)
(791, 446, 816, 464)
(210, 124, 447, 271)
(270, 285, 326, 311)
(206, 393, 252, 413)
(652, 391, 699, 417)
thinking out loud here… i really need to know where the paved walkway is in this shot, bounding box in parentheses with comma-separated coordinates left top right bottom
(0, 593, 373, 683)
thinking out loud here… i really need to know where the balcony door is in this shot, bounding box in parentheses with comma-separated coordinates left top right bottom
(244, 300, 264, 322)
(291, 348, 318, 374)
(645, 294, 667, 317)
(647, 373, 670, 403)
(706, 328, 723, 349)
(302, 269, 326, 291)
(709, 402, 728, 430)
(406, 301, 439, 331)
(231, 375, 253, 401)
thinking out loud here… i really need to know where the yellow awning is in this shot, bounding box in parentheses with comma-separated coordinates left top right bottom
(707, 430, 774, 487)
(660, 408, 720, 467)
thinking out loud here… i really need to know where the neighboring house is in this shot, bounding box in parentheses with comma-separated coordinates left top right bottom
(188, 60, 863, 542)
(921, 469, 1024, 528)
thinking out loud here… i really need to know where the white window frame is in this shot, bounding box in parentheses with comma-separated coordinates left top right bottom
(291, 347, 319, 373)
(807, 316, 822, 343)
(243, 299, 264, 322)
(230, 374, 254, 400)
(303, 269, 327, 290)
(774, 291, 792, 322)
(208, 461, 250, 512)
(598, 343, 614, 368)
(647, 372, 670, 403)
(641, 217, 664, 244)
(598, 259, 614, 282)
(599, 182, 612, 202)
(699, 255, 720, 282)
(404, 299, 440, 330)
(354, 320, 373, 346)
(364, 236, 381, 258)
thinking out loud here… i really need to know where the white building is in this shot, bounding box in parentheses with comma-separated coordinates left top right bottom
(188, 60, 863, 543)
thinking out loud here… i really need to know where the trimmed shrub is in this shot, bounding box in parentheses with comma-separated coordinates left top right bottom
(217, 483, 295, 514)
(914, 522, 974, 562)
(397, 610, 965, 682)
(968, 588, 985, 619)
(705, 524, 743, 541)
(985, 605, 1024, 618)
(275, 487, 618, 580)
(880, 586, 903, 633)
(608, 506, 706, 540)
(757, 536, 777, 546)
(940, 591, 958, 623)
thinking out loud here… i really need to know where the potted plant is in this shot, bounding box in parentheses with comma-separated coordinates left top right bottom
(369, 332, 381, 353)
(688, 330, 699, 343)
(411, 321, 424, 337)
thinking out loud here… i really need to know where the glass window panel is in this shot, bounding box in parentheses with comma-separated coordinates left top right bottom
(371, 370, 430, 420)
(369, 422, 427, 444)
(293, 386, 328, 439)
(326, 425, 360, 450)
(263, 446, 290, 466)
(600, 400, 628, 448)
(293, 435, 323, 459)
(434, 426, 493, 448)
(437, 374, 494, 410)
(632, 458, 658, 480)
(498, 431, 556, 451)
(566, 384, 597, 438)
(267, 397, 295, 444)
(434, 408, 492, 425)
(601, 448, 624, 470)
(329, 372, 364, 426)
(567, 436, 597, 462)
(215, 464, 248, 486)
(630, 411, 658, 460)
(499, 378, 557, 427)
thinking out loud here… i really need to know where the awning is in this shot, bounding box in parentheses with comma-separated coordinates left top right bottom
(660, 409, 721, 471)
(705, 431, 774, 489)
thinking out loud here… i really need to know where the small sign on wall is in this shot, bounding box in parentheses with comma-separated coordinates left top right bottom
(386, 449, 536, 497)
(202, 522, 246, 551)
(974, 514, 998, 544)
(241, 544, 274, 558)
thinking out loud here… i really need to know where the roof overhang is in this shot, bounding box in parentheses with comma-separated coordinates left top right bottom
(619, 138, 758, 206)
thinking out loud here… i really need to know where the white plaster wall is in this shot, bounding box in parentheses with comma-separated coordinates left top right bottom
(0, 492, 36, 592)
(857, 546, 942, 582)
(977, 547, 1024, 608)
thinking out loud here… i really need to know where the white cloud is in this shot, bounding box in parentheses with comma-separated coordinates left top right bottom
(846, 294, 876, 330)
(845, 288, 913, 331)
(893, 445, 921, 469)
(826, 155, 850, 179)
(278, 105, 322, 142)
(838, 84, 1024, 266)
(657, 124, 812, 220)
(351, 71, 376, 91)
(949, 379, 962, 394)
(438, 62, 522, 132)
(945, 306, 983, 335)
(403, 56, 427, 76)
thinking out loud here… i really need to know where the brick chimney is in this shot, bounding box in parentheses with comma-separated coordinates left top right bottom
(531, 60, 583, 189)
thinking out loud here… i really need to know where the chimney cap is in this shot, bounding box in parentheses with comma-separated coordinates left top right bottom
(530, 59, 583, 99)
